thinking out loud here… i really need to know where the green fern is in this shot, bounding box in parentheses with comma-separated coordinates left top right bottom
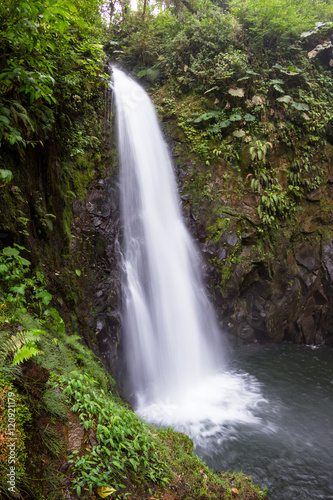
(9, 101, 36, 132)
(12, 345, 43, 365)
(43, 389, 67, 418)
(1, 329, 45, 365)
(15, 311, 42, 330)
(32, 105, 55, 136)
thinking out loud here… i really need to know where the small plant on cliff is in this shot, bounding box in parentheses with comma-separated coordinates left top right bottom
(63, 372, 171, 498)
(258, 187, 295, 226)
(249, 140, 272, 164)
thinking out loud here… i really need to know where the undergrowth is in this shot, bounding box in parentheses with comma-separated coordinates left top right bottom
(62, 372, 171, 498)
(0, 243, 266, 499)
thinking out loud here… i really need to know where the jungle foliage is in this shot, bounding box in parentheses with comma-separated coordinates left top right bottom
(107, 0, 333, 227)
(0, 0, 106, 148)
(0, 0, 110, 272)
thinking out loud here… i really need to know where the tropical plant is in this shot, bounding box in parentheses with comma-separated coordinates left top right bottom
(63, 372, 171, 497)
(1, 329, 45, 366)
(230, 0, 333, 41)
(0, 0, 107, 148)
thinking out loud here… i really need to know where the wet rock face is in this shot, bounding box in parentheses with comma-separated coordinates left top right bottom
(171, 139, 333, 346)
(323, 240, 333, 281)
(72, 174, 122, 374)
(191, 216, 333, 345)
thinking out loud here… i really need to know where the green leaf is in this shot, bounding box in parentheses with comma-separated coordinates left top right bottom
(276, 95, 292, 103)
(228, 88, 244, 97)
(1, 107, 10, 116)
(291, 102, 309, 111)
(35, 290, 53, 305)
(10, 285, 26, 296)
(244, 113, 256, 122)
(112, 460, 124, 469)
(288, 66, 301, 73)
(75, 269, 82, 277)
(229, 114, 242, 121)
(3, 247, 19, 257)
(203, 86, 219, 94)
(273, 84, 284, 93)
(300, 31, 315, 37)
(269, 79, 284, 85)
(0, 116, 10, 125)
(28, 329, 46, 337)
(218, 120, 231, 128)
(129, 458, 138, 471)
(193, 111, 220, 123)
(12, 345, 43, 365)
(233, 129, 245, 137)
(44, 307, 65, 334)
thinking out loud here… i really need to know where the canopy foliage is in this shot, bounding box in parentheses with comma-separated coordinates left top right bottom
(0, 0, 106, 148)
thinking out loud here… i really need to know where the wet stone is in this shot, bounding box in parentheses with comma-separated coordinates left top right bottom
(218, 247, 227, 260)
(295, 243, 320, 271)
(226, 233, 238, 247)
(323, 240, 333, 281)
(300, 315, 316, 344)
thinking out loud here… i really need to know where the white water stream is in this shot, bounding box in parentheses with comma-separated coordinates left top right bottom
(112, 68, 265, 445)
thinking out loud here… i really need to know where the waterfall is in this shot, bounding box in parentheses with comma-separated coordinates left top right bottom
(112, 68, 263, 443)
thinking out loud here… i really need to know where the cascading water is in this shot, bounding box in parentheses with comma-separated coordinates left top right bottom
(112, 67, 263, 443)
(110, 68, 333, 499)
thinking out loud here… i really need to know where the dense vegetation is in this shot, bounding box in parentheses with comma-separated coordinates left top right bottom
(108, 0, 333, 227)
(1, 0, 333, 497)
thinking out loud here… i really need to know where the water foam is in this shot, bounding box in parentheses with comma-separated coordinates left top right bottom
(137, 370, 266, 447)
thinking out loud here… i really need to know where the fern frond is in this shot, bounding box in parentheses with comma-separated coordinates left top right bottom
(10, 102, 36, 132)
(2, 335, 23, 354)
(14, 329, 43, 345)
(63, 335, 82, 345)
(27, 329, 46, 341)
(12, 345, 43, 365)
(0, 329, 45, 363)
(10, 101, 28, 114)
(16, 311, 42, 330)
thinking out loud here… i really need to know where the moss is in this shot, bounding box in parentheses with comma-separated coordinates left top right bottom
(157, 428, 266, 499)
(207, 217, 231, 242)
(0, 380, 32, 494)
